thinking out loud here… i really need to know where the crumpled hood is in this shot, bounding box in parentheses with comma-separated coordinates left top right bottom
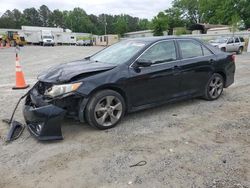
(38, 59, 116, 83)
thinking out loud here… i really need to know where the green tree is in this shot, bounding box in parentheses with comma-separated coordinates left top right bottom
(50, 9, 65, 27)
(169, 0, 250, 30)
(230, 14, 241, 35)
(238, 0, 250, 28)
(152, 12, 169, 36)
(0, 10, 16, 28)
(64, 8, 95, 33)
(138, 19, 150, 30)
(39, 5, 51, 26)
(23, 8, 42, 26)
(12, 9, 26, 28)
(172, 0, 202, 23)
(164, 7, 186, 34)
(113, 15, 128, 36)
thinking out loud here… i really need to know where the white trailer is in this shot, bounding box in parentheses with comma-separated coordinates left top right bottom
(19, 30, 40, 44)
(54, 32, 76, 45)
(7, 26, 91, 45)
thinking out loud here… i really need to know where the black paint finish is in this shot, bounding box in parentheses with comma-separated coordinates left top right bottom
(23, 37, 235, 140)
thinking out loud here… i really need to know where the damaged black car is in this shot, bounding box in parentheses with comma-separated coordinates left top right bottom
(23, 37, 235, 140)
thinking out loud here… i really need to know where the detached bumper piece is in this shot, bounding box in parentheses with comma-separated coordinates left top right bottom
(2, 119, 25, 142)
(23, 104, 66, 141)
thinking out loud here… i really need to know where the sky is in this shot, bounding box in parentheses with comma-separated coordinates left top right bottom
(0, 0, 173, 19)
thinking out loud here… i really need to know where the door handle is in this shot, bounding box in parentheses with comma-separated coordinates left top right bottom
(172, 65, 180, 69)
(209, 59, 215, 63)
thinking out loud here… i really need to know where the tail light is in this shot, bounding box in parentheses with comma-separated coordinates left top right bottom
(231, 54, 235, 63)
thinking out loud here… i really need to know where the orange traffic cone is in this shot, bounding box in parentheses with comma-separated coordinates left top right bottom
(12, 53, 29, 90)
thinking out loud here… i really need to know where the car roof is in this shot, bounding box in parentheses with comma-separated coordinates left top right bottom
(126, 36, 201, 43)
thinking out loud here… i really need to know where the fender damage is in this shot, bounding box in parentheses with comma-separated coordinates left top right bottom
(23, 59, 116, 141)
(23, 84, 67, 140)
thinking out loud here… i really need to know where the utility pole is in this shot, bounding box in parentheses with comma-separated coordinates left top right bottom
(104, 14, 108, 46)
(104, 14, 107, 36)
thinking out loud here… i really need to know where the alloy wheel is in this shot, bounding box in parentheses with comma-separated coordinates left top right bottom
(208, 76, 223, 99)
(94, 96, 123, 127)
(239, 47, 243, 54)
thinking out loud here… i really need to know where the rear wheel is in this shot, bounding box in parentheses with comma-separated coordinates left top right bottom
(85, 90, 125, 129)
(204, 73, 224, 100)
(237, 46, 243, 54)
(221, 47, 226, 52)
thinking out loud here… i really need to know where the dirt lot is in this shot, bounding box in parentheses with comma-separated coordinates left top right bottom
(0, 46, 249, 188)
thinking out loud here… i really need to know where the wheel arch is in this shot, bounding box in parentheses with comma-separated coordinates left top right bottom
(214, 71, 226, 87)
(221, 47, 226, 51)
(87, 84, 129, 111)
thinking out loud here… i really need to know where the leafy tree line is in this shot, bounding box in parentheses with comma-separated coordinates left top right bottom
(152, 0, 250, 36)
(0, 5, 150, 36)
(1, 0, 250, 36)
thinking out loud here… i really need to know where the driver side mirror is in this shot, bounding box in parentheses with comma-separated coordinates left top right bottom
(135, 59, 153, 67)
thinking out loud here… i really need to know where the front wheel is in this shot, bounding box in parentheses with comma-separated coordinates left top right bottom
(85, 90, 125, 129)
(204, 73, 224, 100)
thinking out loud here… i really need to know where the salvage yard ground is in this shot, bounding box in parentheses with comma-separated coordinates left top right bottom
(0, 46, 249, 188)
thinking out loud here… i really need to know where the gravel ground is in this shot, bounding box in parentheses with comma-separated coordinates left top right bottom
(0, 46, 249, 188)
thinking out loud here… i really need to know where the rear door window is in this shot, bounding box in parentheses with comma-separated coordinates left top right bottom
(235, 37, 240, 43)
(178, 40, 203, 59)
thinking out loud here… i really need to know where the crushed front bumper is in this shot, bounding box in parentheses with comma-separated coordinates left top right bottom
(23, 104, 66, 140)
(23, 85, 66, 141)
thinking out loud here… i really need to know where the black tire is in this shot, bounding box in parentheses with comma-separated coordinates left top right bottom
(221, 47, 226, 52)
(85, 90, 126, 130)
(237, 46, 243, 54)
(204, 73, 224, 101)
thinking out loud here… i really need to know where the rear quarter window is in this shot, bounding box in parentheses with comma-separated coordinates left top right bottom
(203, 46, 213, 56)
(239, 37, 244, 42)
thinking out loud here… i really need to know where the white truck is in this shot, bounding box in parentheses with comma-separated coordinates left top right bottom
(40, 30, 55, 46)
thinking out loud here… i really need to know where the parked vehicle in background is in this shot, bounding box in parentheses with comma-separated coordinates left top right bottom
(83, 39, 93, 46)
(76, 39, 93, 46)
(40, 30, 55, 46)
(76, 40, 84, 46)
(7, 31, 26, 46)
(23, 37, 235, 140)
(209, 36, 245, 54)
(0, 32, 26, 46)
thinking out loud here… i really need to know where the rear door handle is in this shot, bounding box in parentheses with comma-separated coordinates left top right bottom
(172, 65, 180, 69)
(209, 59, 215, 63)
(172, 65, 181, 75)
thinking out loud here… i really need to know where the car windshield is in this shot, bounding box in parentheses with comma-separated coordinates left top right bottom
(90, 40, 147, 65)
(43, 36, 53, 39)
(213, 38, 228, 43)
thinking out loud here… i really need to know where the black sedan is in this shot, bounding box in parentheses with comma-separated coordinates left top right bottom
(23, 37, 235, 140)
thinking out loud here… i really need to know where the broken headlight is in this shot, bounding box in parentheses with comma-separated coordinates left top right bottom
(45, 83, 82, 97)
